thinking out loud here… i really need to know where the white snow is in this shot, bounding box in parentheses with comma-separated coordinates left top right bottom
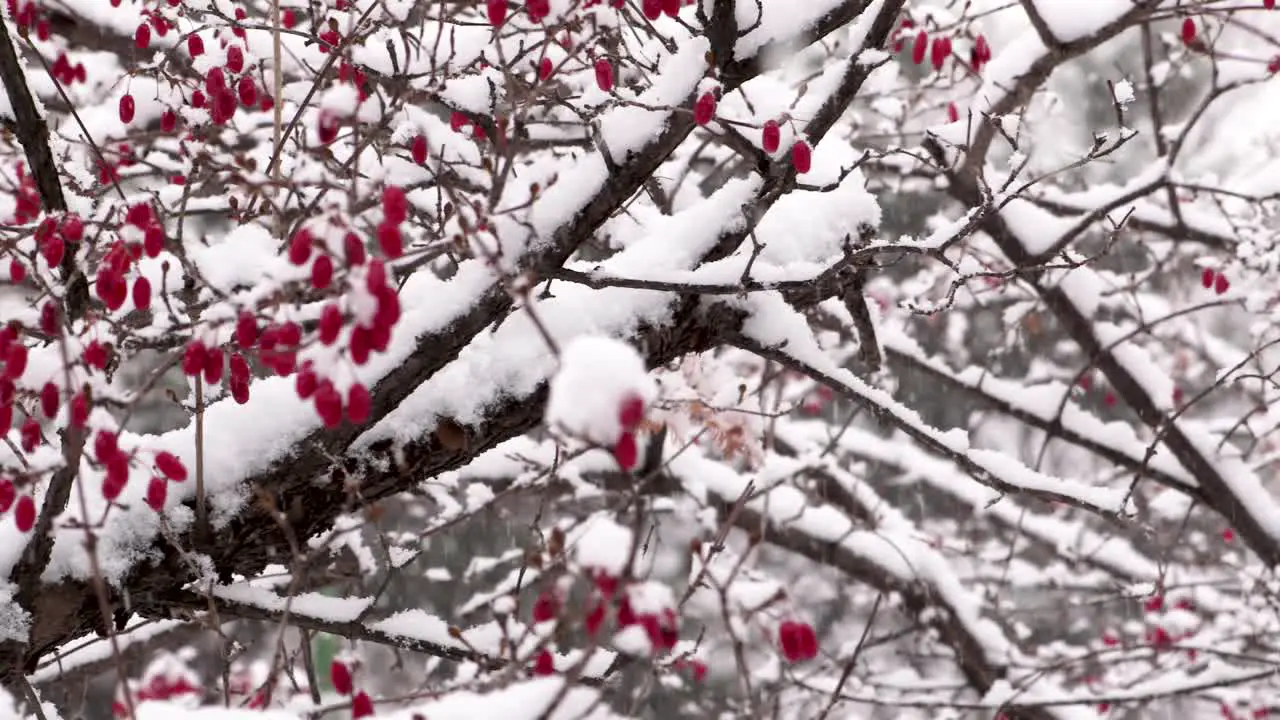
(546, 337, 656, 446)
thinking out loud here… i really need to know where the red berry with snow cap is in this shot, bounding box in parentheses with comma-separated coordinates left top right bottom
(618, 393, 645, 431)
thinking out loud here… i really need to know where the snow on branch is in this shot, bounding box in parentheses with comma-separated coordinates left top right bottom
(730, 293, 1136, 518)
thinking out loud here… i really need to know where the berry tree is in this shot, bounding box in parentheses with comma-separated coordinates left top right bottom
(2, 0, 1280, 719)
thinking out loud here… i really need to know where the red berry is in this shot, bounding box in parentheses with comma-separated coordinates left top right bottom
(41, 235, 64, 268)
(70, 392, 88, 427)
(367, 260, 388, 292)
(288, 229, 313, 265)
(930, 36, 951, 71)
(1181, 17, 1197, 46)
(102, 456, 128, 500)
(39, 301, 58, 335)
(912, 30, 928, 64)
(206, 67, 226, 94)
(1214, 272, 1230, 295)
(282, 9, 296, 28)
(160, 108, 177, 133)
(613, 432, 638, 470)
(144, 224, 164, 257)
(315, 382, 343, 428)
(1223, 527, 1235, 543)
(39, 382, 58, 418)
(347, 383, 371, 423)
(642, 0, 660, 20)
(132, 276, 151, 310)
(311, 254, 333, 289)
(532, 591, 559, 622)
(212, 89, 237, 124)
(20, 417, 39, 452)
(595, 59, 614, 91)
(319, 304, 342, 345)
(778, 620, 818, 662)
(373, 286, 400, 330)
(83, 340, 108, 370)
(329, 660, 353, 695)
(1200, 267, 1214, 288)
(791, 141, 812, 174)
(693, 92, 716, 126)
(187, 34, 205, 57)
(486, 0, 506, 26)
(181, 341, 206, 377)
(134, 23, 151, 50)
(154, 451, 187, 481)
(229, 352, 250, 381)
(145, 475, 167, 511)
(532, 650, 554, 676)
(973, 34, 992, 66)
(351, 691, 374, 719)
(237, 76, 257, 107)
(118, 94, 135, 124)
(0, 479, 13, 513)
(343, 232, 367, 266)
(9, 259, 24, 283)
(318, 111, 339, 143)
(126, 202, 153, 228)
(947, 102, 959, 123)
(382, 185, 408, 225)
(410, 134, 428, 164)
(376, 223, 402, 258)
(618, 393, 644, 431)
(14, 494, 35, 532)
(279, 321, 302, 347)
(235, 312, 258, 348)
(295, 366, 318, 399)
(226, 45, 245, 73)
(60, 213, 84, 242)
